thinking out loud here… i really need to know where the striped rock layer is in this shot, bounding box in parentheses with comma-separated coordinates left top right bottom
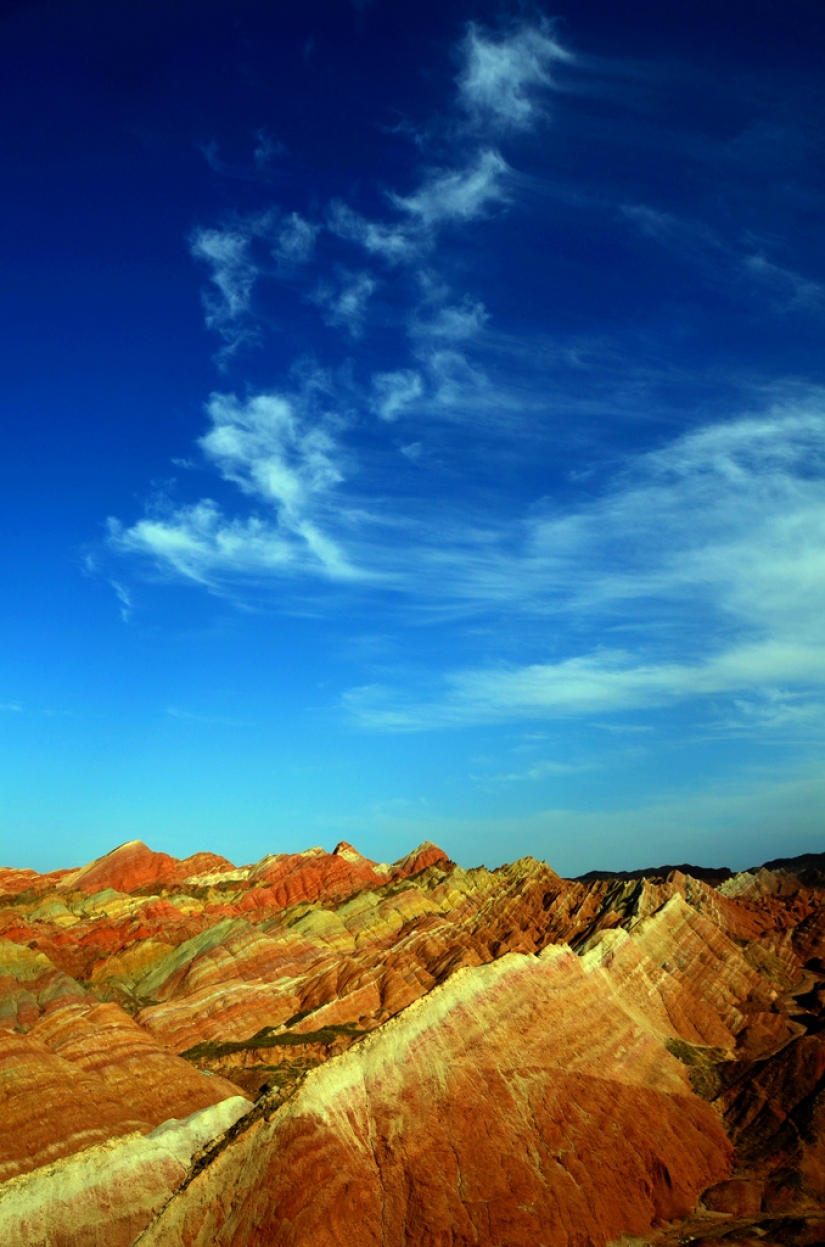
(1, 839, 825, 1246)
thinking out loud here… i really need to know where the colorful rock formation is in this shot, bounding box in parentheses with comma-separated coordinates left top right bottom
(134, 948, 733, 1247)
(1, 839, 824, 1245)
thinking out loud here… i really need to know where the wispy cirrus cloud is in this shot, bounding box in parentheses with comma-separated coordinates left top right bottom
(742, 253, 824, 311)
(275, 212, 320, 265)
(327, 202, 419, 265)
(327, 23, 567, 262)
(110, 501, 302, 585)
(190, 208, 319, 359)
(458, 20, 573, 131)
(109, 384, 361, 584)
(112, 21, 570, 589)
(622, 204, 825, 312)
(185, 20, 567, 377)
(328, 149, 510, 266)
(310, 268, 377, 337)
(410, 297, 489, 342)
(472, 757, 593, 784)
(200, 130, 286, 180)
(198, 390, 345, 511)
(341, 399, 825, 728)
(389, 149, 509, 227)
(109, 580, 133, 623)
(252, 128, 285, 171)
(190, 226, 261, 355)
(371, 369, 424, 421)
(342, 646, 825, 733)
(109, 20, 825, 754)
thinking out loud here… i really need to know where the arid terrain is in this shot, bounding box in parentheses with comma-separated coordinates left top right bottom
(1, 837, 825, 1246)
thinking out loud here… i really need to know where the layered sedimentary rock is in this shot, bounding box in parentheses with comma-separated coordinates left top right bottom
(134, 947, 732, 1247)
(1, 838, 825, 1245)
(0, 932, 244, 1185)
(0, 1096, 251, 1247)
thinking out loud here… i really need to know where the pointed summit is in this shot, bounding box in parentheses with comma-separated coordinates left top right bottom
(333, 841, 370, 865)
(390, 841, 450, 879)
(61, 839, 179, 895)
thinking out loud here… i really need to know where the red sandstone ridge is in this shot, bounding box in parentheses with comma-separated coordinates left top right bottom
(58, 839, 236, 895)
(1, 839, 825, 1246)
(134, 949, 732, 1247)
(388, 838, 450, 879)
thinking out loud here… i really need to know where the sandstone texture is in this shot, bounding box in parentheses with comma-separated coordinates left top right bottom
(0, 1096, 251, 1247)
(134, 948, 732, 1247)
(1, 839, 824, 1246)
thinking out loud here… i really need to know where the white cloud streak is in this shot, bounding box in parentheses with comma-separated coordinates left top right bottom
(411, 297, 489, 342)
(109, 388, 360, 583)
(371, 370, 424, 421)
(342, 400, 825, 728)
(190, 227, 260, 354)
(458, 21, 572, 131)
(623, 205, 825, 312)
(274, 212, 319, 265)
(190, 210, 320, 357)
(327, 202, 419, 264)
(114, 18, 538, 591)
(109, 580, 133, 623)
(199, 391, 344, 511)
(114, 21, 825, 751)
(327, 23, 567, 268)
(328, 149, 510, 268)
(188, 19, 556, 378)
(473, 758, 592, 784)
(252, 129, 285, 170)
(310, 269, 377, 337)
(390, 149, 509, 227)
(742, 253, 824, 311)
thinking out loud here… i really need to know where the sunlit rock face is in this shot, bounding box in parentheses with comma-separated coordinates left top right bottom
(134, 948, 732, 1247)
(0, 1097, 251, 1247)
(1, 840, 825, 1246)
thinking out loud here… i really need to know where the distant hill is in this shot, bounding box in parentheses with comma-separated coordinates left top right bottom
(574, 863, 733, 886)
(755, 850, 825, 887)
(574, 849, 825, 888)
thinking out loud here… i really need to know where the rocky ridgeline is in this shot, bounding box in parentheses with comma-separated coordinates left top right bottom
(1, 839, 825, 1246)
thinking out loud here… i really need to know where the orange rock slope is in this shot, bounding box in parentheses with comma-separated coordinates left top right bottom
(1, 837, 825, 1246)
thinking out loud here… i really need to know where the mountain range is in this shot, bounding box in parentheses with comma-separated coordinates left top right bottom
(1, 837, 824, 1246)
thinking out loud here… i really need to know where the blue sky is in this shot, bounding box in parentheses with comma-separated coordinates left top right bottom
(2, 0, 824, 875)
